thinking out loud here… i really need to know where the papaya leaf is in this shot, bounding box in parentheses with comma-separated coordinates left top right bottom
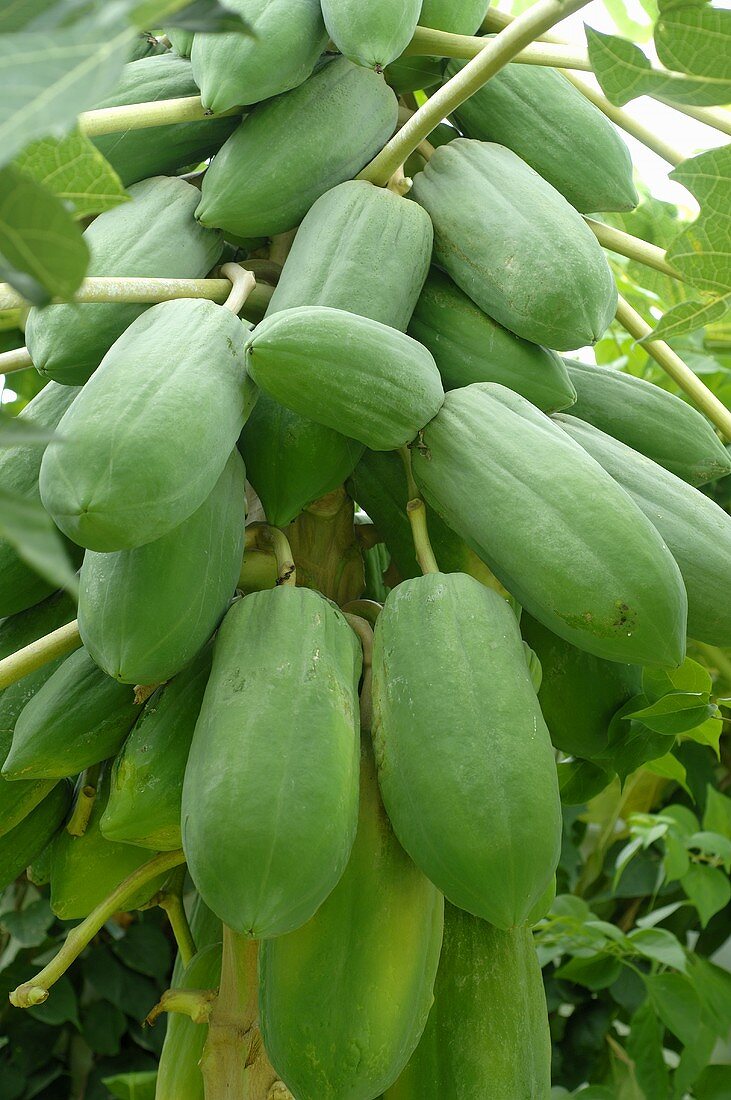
(623, 692, 717, 735)
(654, 0, 731, 82)
(140, 0, 254, 34)
(14, 129, 127, 220)
(643, 659, 712, 703)
(647, 295, 731, 342)
(0, 165, 89, 301)
(0, 487, 79, 598)
(681, 715, 723, 756)
(667, 147, 731, 296)
(680, 863, 730, 926)
(627, 927, 687, 971)
(558, 759, 612, 806)
(586, 27, 730, 107)
(703, 786, 731, 840)
(643, 753, 690, 795)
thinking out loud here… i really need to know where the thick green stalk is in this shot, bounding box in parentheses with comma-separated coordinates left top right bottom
(79, 96, 240, 137)
(405, 25, 592, 69)
(0, 620, 81, 692)
(586, 219, 682, 280)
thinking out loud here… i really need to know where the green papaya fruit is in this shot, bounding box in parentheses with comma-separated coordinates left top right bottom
(557, 415, 731, 648)
(246, 306, 444, 450)
(239, 395, 364, 527)
(240, 179, 432, 525)
(156, 942, 222, 1100)
(127, 33, 169, 61)
(412, 384, 687, 667)
(50, 769, 167, 920)
(384, 55, 444, 94)
(0, 592, 78, 838)
(563, 359, 731, 487)
(418, 0, 490, 33)
(410, 139, 618, 350)
(192, 0, 327, 112)
(260, 742, 444, 1100)
(372, 572, 560, 928)
(0, 781, 72, 892)
(25, 176, 223, 385)
(182, 587, 362, 938)
(196, 57, 398, 238)
(321, 0, 421, 69)
(407, 268, 577, 413)
(447, 60, 638, 213)
(27, 837, 54, 887)
(78, 451, 245, 685)
(0, 382, 82, 617)
(39, 299, 255, 552)
(521, 612, 642, 759)
(101, 645, 212, 850)
(4, 647, 138, 780)
(166, 28, 194, 56)
(91, 54, 237, 185)
(384, 904, 551, 1100)
(346, 448, 502, 587)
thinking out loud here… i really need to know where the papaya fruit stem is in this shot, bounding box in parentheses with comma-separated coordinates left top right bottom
(405, 24, 592, 72)
(341, 599, 382, 626)
(268, 230, 297, 268)
(386, 164, 412, 196)
(406, 499, 440, 576)
(0, 345, 32, 373)
(157, 865, 196, 968)
(200, 928, 259, 1100)
(9, 850, 185, 1009)
(585, 219, 682, 281)
(146, 987, 217, 1027)
(250, 525, 296, 587)
(357, 0, 593, 187)
(220, 264, 256, 315)
(66, 767, 101, 837)
(343, 615, 374, 734)
(78, 95, 241, 138)
(0, 619, 81, 692)
(616, 295, 731, 441)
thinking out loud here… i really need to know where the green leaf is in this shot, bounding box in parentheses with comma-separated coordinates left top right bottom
(586, 26, 730, 107)
(0, 897, 53, 947)
(682, 715, 723, 756)
(111, 921, 172, 979)
(664, 833, 690, 881)
(703, 786, 731, 840)
(558, 758, 612, 806)
(680, 863, 731, 926)
(643, 658, 712, 703)
(643, 753, 690, 795)
(603, 696, 673, 782)
(693, 1065, 731, 1100)
(81, 1000, 126, 1056)
(645, 971, 703, 1046)
(626, 1000, 671, 1099)
(555, 953, 624, 990)
(101, 1071, 157, 1100)
(690, 957, 731, 1036)
(627, 927, 687, 971)
(685, 831, 731, 869)
(0, 165, 89, 302)
(150, 0, 254, 34)
(14, 129, 127, 220)
(668, 147, 731, 296)
(624, 692, 716, 735)
(0, 487, 79, 597)
(662, 804, 700, 835)
(654, 2, 731, 81)
(648, 295, 731, 343)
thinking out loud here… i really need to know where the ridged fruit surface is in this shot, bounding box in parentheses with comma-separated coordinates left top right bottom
(321, 0, 422, 69)
(0, 782, 72, 893)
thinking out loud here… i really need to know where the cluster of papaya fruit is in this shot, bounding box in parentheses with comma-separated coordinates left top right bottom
(2, 1, 731, 1097)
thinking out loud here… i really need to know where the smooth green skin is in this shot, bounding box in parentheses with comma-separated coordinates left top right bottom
(196, 56, 398, 238)
(157, 943, 222, 1100)
(410, 139, 618, 351)
(521, 612, 642, 760)
(241, 180, 432, 525)
(0, 781, 72, 893)
(260, 744, 444, 1100)
(447, 60, 638, 214)
(39, 299, 255, 552)
(192, 0, 327, 112)
(239, 394, 364, 527)
(0, 592, 77, 838)
(413, 385, 687, 667)
(385, 904, 551, 1100)
(564, 359, 731, 487)
(558, 416, 731, 648)
(372, 573, 561, 928)
(25, 177, 223, 385)
(0, 382, 81, 617)
(4, 648, 138, 780)
(165, 28, 193, 56)
(322, 0, 421, 68)
(182, 587, 362, 939)
(91, 54, 236, 185)
(385, 55, 443, 94)
(408, 267, 577, 413)
(78, 451, 245, 684)
(101, 645, 212, 851)
(419, 0, 490, 33)
(50, 770, 167, 920)
(246, 305, 444, 451)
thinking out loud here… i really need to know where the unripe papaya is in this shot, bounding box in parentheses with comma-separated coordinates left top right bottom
(25, 177, 223, 385)
(245, 306, 444, 450)
(4, 648, 138, 780)
(240, 180, 432, 525)
(0, 382, 82, 617)
(447, 60, 638, 213)
(563, 359, 731, 487)
(410, 139, 618, 350)
(412, 384, 687, 666)
(372, 572, 560, 928)
(260, 742, 444, 1099)
(192, 0, 327, 112)
(165, 28, 193, 56)
(78, 451, 245, 684)
(407, 268, 577, 413)
(0, 781, 72, 893)
(39, 299, 255, 552)
(521, 613, 642, 760)
(385, 904, 551, 1100)
(127, 33, 169, 61)
(182, 587, 361, 938)
(101, 645, 212, 851)
(196, 57, 398, 238)
(419, 0, 490, 33)
(321, 0, 421, 69)
(50, 769, 167, 919)
(557, 416, 731, 648)
(91, 55, 237, 185)
(156, 942, 222, 1100)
